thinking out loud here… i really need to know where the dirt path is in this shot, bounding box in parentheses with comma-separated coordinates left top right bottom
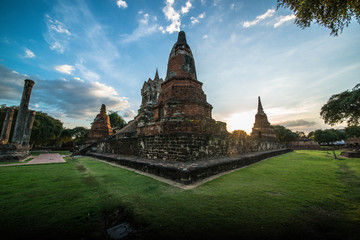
(0, 153, 66, 167)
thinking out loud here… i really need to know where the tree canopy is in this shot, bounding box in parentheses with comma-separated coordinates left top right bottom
(30, 112, 64, 146)
(345, 126, 360, 138)
(310, 129, 345, 144)
(320, 84, 360, 126)
(108, 111, 127, 133)
(69, 127, 89, 145)
(277, 0, 360, 36)
(272, 125, 299, 143)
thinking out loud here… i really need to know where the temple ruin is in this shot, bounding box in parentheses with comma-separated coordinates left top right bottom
(86, 104, 113, 143)
(0, 79, 36, 161)
(78, 31, 288, 184)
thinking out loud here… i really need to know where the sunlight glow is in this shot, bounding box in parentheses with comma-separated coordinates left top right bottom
(224, 111, 256, 134)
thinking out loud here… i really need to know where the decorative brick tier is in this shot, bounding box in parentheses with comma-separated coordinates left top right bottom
(87, 148, 292, 185)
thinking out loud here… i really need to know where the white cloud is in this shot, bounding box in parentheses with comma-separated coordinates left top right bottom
(54, 64, 75, 75)
(49, 41, 65, 53)
(45, 15, 71, 53)
(122, 109, 136, 119)
(274, 14, 296, 28)
(202, 34, 208, 39)
(181, 0, 192, 14)
(243, 9, 275, 28)
(121, 12, 160, 43)
(24, 48, 36, 58)
(159, 26, 166, 34)
(230, 3, 235, 10)
(49, 20, 71, 36)
(163, 0, 181, 33)
(74, 76, 84, 83)
(116, 0, 128, 8)
(190, 12, 205, 25)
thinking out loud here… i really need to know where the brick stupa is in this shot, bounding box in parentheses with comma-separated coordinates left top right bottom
(86, 104, 113, 143)
(139, 31, 226, 136)
(250, 97, 277, 140)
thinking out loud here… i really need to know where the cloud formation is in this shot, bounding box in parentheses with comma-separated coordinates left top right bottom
(191, 12, 205, 25)
(243, 9, 275, 28)
(54, 65, 75, 75)
(181, 0, 192, 14)
(163, 0, 181, 33)
(116, 0, 127, 9)
(274, 14, 296, 28)
(45, 15, 71, 53)
(121, 12, 160, 43)
(24, 48, 36, 58)
(0, 64, 130, 121)
(277, 119, 318, 128)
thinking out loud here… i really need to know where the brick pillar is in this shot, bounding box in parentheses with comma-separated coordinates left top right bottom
(21, 110, 36, 148)
(0, 108, 14, 144)
(12, 79, 35, 144)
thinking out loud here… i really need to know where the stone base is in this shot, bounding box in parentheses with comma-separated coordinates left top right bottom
(340, 150, 360, 158)
(0, 143, 29, 162)
(86, 148, 292, 185)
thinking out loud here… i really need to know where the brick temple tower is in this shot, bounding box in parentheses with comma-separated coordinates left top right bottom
(250, 97, 277, 140)
(139, 31, 226, 136)
(86, 104, 113, 143)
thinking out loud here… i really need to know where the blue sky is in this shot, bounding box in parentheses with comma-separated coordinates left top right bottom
(0, 0, 359, 133)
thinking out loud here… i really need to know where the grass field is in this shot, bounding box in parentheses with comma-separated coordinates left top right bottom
(0, 150, 359, 239)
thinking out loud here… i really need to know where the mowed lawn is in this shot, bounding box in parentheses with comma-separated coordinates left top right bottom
(0, 151, 359, 240)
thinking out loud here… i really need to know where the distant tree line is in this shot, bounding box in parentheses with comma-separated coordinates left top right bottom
(0, 105, 127, 148)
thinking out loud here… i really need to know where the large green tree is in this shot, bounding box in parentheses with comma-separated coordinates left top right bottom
(30, 112, 63, 146)
(272, 125, 299, 143)
(108, 111, 127, 133)
(312, 129, 345, 144)
(69, 127, 90, 145)
(320, 84, 360, 126)
(345, 126, 360, 138)
(277, 0, 360, 36)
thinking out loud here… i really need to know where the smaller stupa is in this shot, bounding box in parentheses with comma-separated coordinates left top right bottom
(250, 97, 277, 140)
(86, 104, 113, 143)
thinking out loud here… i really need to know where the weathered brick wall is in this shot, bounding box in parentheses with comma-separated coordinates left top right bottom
(95, 137, 139, 156)
(90, 131, 284, 162)
(138, 133, 230, 162)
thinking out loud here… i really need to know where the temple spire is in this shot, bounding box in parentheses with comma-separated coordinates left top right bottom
(257, 96, 264, 113)
(154, 68, 159, 80)
(177, 31, 187, 44)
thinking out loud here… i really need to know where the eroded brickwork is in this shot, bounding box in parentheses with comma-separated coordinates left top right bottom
(84, 31, 285, 163)
(250, 97, 277, 140)
(86, 104, 113, 143)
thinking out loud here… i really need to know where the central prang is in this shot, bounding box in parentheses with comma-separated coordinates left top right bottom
(83, 30, 284, 163)
(138, 31, 226, 136)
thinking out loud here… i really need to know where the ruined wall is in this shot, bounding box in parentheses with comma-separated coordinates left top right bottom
(95, 137, 139, 156)
(138, 133, 230, 162)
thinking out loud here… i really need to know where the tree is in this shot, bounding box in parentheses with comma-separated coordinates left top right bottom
(108, 111, 127, 133)
(345, 126, 360, 138)
(277, 0, 360, 36)
(69, 127, 90, 145)
(30, 112, 63, 146)
(312, 129, 345, 144)
(320, 84, 360, 126)
(272, 125, 299, 143)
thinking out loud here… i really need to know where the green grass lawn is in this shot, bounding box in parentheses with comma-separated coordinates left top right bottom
(0, 150, 359, 240)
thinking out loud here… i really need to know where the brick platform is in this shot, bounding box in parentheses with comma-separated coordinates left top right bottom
(86, 149, 292, 184)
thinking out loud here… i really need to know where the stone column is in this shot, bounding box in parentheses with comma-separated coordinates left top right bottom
(21, 110, 36, 149)
(0, 108, 15, 144)
(11, 79, 35, 144)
